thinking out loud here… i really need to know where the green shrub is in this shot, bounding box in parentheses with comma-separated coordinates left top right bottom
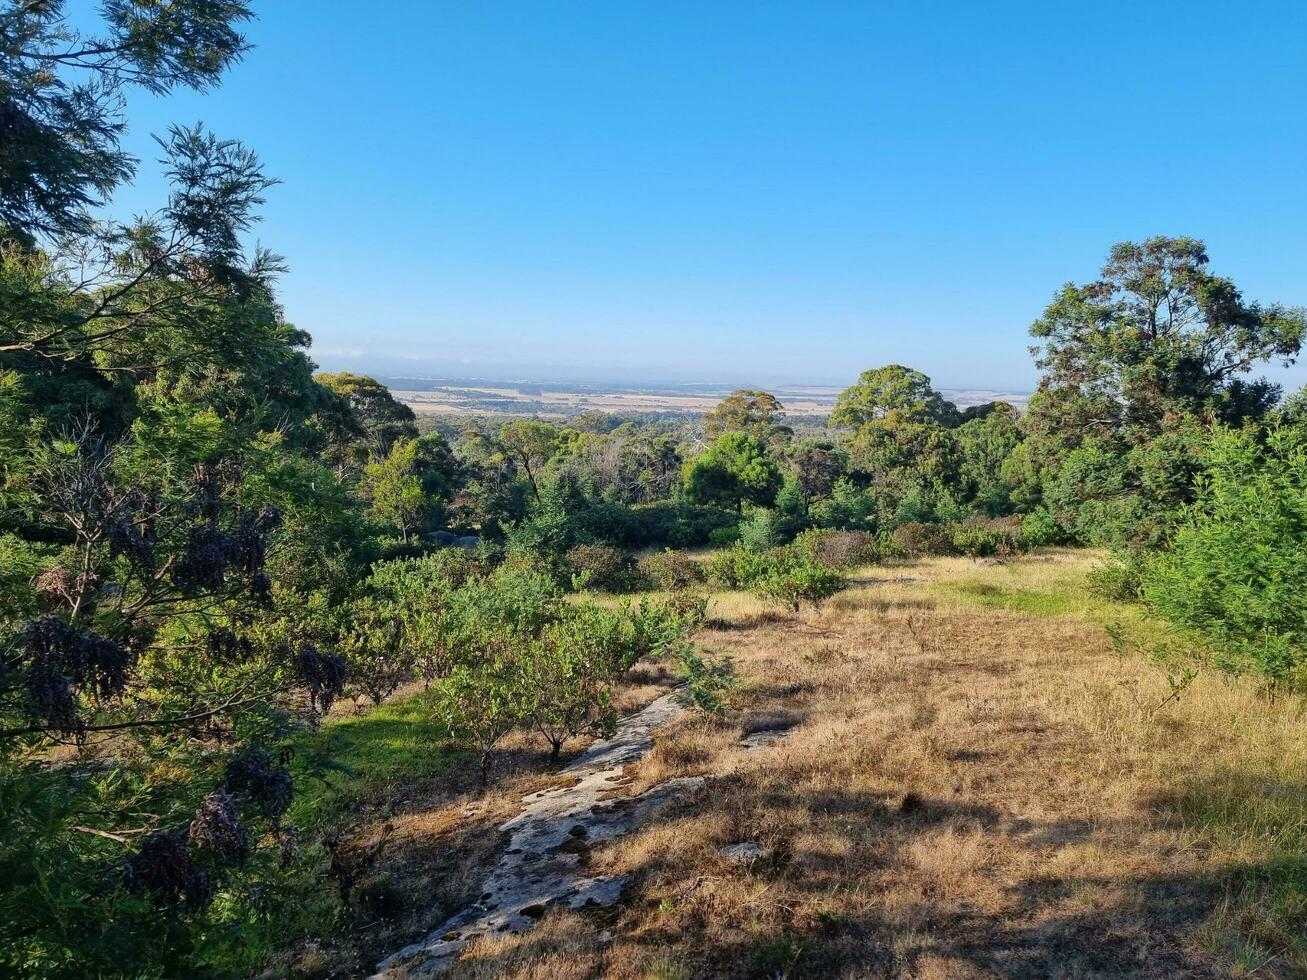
(1087, 553, 1145, 601)
(890, 521, 956, 558)
(948, 516, 1025, 557)
(793, 528, 880, 569)
(738, 506, 784, 551)
(565, 544, 637, 592)
(637, 550, 706, 591)
(707, 524, 741, 547)
(336, 596, 413, 704)
(618, 502, 738, 548)
(1020, 506, 1066, 547)
(750, 556, 847, 612)
(1140, 426, 1307, 685)
(672, 646, 737, 715)
(519, 604, 630, 758)
(707, 545, 775, 589)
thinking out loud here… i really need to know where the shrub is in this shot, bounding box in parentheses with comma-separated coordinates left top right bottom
(672, 646, 737, 715)
(738, 506, 784, 551)
(519, 604, 633, 758)
(890, 521, 955, 558)
(617, 502, 738, 548)
(707, 545, 775, 589)
(435, 663, 526, 786)
(707, 524, 741, 548)
(948, 517, 1025, 557)
(1140, 426, 1307, 685)
(750, 557, 847, 612)
(336, 596, 412, 705)
(637, 550, 706, 591)
(1087, 553, 1144, 602)
(793, 528, 880, 569)
(565, 544, 637, 592)
(1020, 506, 1066, 547)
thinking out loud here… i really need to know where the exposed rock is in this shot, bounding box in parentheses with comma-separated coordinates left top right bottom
(718, 842, 767, 866)
(738, 728, 793, 750)
(371, 692, 693, 978)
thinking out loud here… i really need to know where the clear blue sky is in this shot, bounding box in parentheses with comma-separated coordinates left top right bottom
(107, 0, 1306, 391)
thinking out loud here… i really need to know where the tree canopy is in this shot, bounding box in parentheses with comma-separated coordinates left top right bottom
(1, 0, 254, 242)
(703, 388, 790, 442)
(1028, 236, 1306, 447)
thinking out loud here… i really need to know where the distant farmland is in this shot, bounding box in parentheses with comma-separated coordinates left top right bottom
(385, 377, 1030, 419)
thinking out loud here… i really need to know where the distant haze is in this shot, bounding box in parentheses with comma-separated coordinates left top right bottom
(381, 375, 1030, 421)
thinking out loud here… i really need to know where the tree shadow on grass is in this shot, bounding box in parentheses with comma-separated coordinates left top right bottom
(408, 775, 1307, 980)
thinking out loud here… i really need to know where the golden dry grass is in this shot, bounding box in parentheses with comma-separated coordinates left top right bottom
(430, 549, 1307, 979)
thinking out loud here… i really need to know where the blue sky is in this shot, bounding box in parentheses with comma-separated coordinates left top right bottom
(106, 1, 1306, 391)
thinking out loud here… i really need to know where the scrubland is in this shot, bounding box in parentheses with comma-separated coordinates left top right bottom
(287, 549, 1306, 979)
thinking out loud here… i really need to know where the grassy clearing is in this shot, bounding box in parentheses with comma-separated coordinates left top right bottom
(272, 549, 1307, 978)
(422, 549, 1305, 979)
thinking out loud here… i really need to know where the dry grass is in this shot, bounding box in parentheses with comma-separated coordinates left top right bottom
(430, 549, 1307, 979)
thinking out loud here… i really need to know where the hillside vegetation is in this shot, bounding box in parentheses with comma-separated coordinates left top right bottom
(2, 3, 1307, 978)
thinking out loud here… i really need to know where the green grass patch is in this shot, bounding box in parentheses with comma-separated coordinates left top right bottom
(291, 687, 463, 833)
(942, 581, 1081, 617)
(1171, 769, 1307, 966)
(251, 689, 467, 971)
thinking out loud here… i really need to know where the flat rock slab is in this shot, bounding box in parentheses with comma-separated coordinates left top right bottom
(372, 691, 694, 978)
(738, 727, 793, 750)
(718, 842, 768, 865)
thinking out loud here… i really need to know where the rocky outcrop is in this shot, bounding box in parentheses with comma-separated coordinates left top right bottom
(372, 692, 693, 978)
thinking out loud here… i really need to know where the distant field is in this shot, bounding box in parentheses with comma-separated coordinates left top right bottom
(385, 378, 1029, 419)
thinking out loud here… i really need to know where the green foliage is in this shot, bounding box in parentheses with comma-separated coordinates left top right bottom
(0, 441, 329, 979)
(809, 478, 878, 531)
(1041, 424, 1206, 550)
(948, 517, 1026, 557)
(955, 402, 1022, 514)
(702, 389, 790, 443)
(1029, 237, 1305, 447)
(506, 467, 620, 558)
(793, 528, 880, 569)
(314, 372, 417, 463)
(619, 501, 737, 548)
(566, 543, 638, 593)
(335, 596, 411, 705)
(434, 664, 526, 785)
(707, 544, 775, 589)
(831, 364, 959, 428)
(707, 523, 741, 547)
(707, 543, 847, 610)
(637, 549, 707, 591)
(498, 419, 561, 501)
(749, 554, 847, 612)
(737, 505, 784, 551)
(784, 439, 846, 501)
(521, 604, 636, 758)
(1022, 237, 1306, 550)
(683, 431, 782, 512)
(1020, 506, 1066, 547)
(0, 0, 253, 241)
(672, 646, 737, 715)
(1141, 426, 1307, 684)
(1087, 554, 1145, 602)
(737, 474, 810, 548)
(361, 438, 429, 544)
